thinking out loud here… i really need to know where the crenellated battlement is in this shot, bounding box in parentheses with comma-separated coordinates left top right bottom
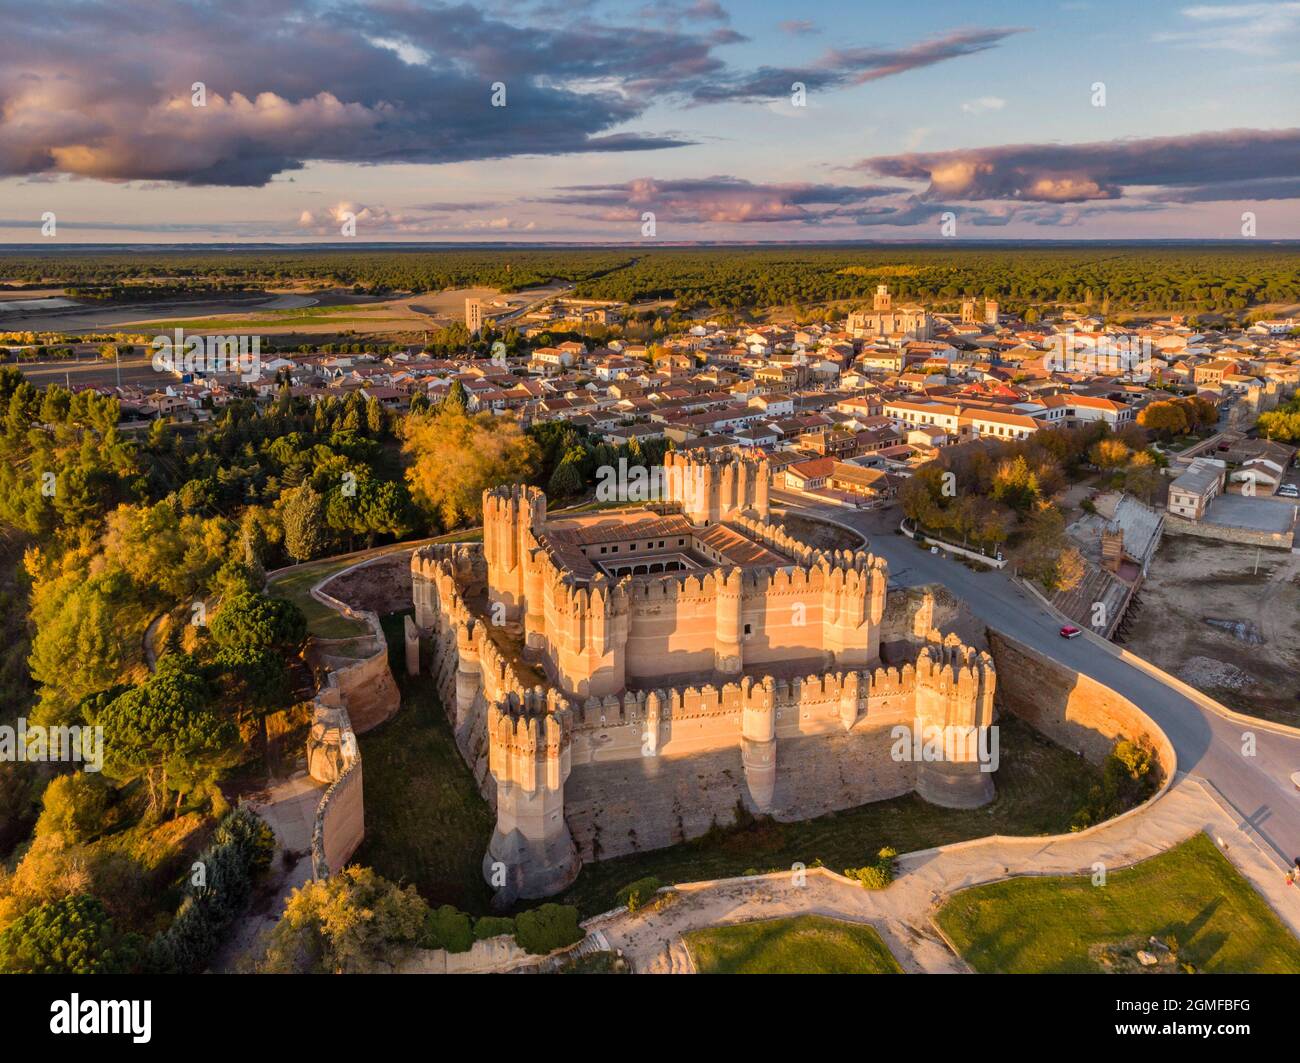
(662, 449, 771, 523)
(409, 478, 996, 903)
(486, 690, 572, 793)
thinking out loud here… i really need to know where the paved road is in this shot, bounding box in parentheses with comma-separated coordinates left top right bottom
(774, 490, 1300, 868)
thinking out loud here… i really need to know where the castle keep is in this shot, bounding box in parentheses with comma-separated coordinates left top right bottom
(410, 453, 995, 902)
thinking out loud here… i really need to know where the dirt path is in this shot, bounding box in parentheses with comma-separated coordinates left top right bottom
(588, 776, 1300, 973)
(211, 773, 323, 972)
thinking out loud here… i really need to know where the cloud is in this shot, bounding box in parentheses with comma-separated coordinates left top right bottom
(690, 27, 1025, 103)
(960, 95, 1006, 114)
(0, 3, 1029, 186)
(1155, 3, 1300, 56)
(0, 0, 718, 186)
(855, 128, 1300, 203)
(534, 174, 1178, 231)
(778, 19, 819, 36)
(296, 201, 537, 235)
(540, 175, 905, 224)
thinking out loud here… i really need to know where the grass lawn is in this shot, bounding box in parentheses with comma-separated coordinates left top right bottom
(556, 716, 1102, 918)
(936, 832, 1300, 973)
(685, 915, 902, 974)
(351, 613, 497, 913)
(267, 532, 485, 640)
(267, 558, 372, 639)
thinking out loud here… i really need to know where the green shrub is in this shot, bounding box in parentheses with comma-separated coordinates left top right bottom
(213, 805, 276, 874)
(845, 846, 898, 889)
(146, 806, 275, 973)
(34, 772, 110, 844)
(472, 916, 516, 941)
(615, 876, 662, 913)
(421, 905, 473, 953)
(1070, 739, 1160, 830)
(514, 903, 583, 955)
(0, 894, 139, 974)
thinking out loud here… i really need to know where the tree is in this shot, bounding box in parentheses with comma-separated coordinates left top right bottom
(443, 380, 468, 414)
(239, 509, 268, 584)
(991, 455, 1039, 513)
(260, 866, 428, 974)
(402, 407, 539, 530)
(1256, 402, 1300, 444)
(34, 773, 109, 844)
(547, 458, 585, 500)
(1016, 504, 1071, 590)
(0, 894, 133, 974)
(1089, 437, 1131, 470)
(1123, 451, 1161, 502)
(1138, 400, 1189, 439)
(210, 591, 305, 656)
(365, 395, 384, 435)
(96, 655, 239, 818)
(280, 484, 329, 563)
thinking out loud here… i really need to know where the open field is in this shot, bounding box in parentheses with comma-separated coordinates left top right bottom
(555, 716, 1103, 917)
(1122, 535, 1300, 725)
(937, 832, 1300, 973)
(684, 915, 903, 974)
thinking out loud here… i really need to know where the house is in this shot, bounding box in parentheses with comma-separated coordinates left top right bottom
(1194, 359, 1239, 387)
(784, 456, 835, 491)
(731, 426, 779, 448)
(1167, 458, 1226, 520)
(604, 423, 666, 446)
(826, 462, 894, 499)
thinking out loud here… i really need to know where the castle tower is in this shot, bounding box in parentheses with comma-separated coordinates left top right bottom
(961, 298, 976, 324)
(453, 620, 481, 731)
(911, 639, 996, 809)
(740, 677, 777, 812)
(466, 297, 483, 335)
(714, 568, 744, 675)
(984, 300, 999, 326)
(483, 691, 580, 902)
(483, 484, 546, 622)
(546, 576, 629, 698)
(663, 450, 772, 526)
(874, 284, 893, 312)
(821, 554, 888, 668)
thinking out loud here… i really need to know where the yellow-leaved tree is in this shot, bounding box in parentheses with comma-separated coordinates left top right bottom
(401, 406, 539, 531)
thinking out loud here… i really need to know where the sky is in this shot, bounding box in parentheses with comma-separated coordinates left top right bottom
(0, 0, 1297, 243)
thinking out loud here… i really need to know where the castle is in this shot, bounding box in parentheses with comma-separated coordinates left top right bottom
(408, 453, 996, 902)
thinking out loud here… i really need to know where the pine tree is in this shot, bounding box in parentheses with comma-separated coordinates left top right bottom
(281, 484, 328, 563)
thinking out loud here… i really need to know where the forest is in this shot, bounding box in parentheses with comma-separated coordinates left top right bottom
(1, 244, 1297, 314)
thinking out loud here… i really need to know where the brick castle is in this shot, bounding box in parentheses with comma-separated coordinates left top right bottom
(409, 452, 995, 902)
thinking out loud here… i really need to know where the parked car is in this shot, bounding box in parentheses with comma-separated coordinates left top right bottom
(1277, 484, 1299, 498)
(1059, 624, 1082, 639)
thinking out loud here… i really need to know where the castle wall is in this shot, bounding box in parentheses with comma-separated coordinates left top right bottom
(988, 630, 1174, 777)
(313, 760, 365, 877)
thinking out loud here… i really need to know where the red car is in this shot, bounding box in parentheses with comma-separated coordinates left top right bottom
(1059, 625, 1082, 639)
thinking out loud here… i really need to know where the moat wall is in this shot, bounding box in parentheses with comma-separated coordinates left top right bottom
(987, 630, 1176, 778)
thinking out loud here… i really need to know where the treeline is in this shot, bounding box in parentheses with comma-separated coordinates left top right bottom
(62, 283, 260, 302)
(0, 250, 637, 296)
(570, 246, 1300, 313)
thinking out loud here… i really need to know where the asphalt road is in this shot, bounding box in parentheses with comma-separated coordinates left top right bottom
(774, 489, 1300, 868)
